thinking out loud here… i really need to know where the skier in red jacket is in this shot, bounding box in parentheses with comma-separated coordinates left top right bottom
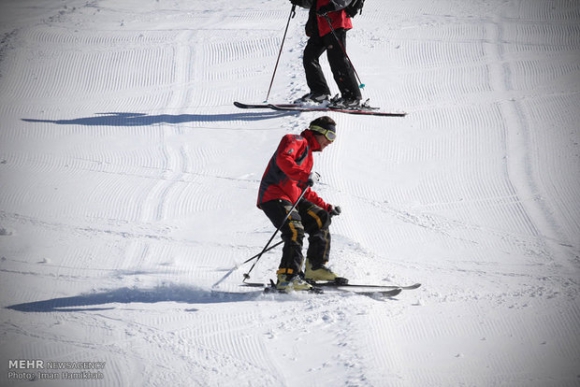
(257, 116, 342, 291)
(291, 0, 362, 107)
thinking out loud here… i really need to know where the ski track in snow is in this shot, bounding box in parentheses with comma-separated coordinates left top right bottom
(1, 0, 579, 386)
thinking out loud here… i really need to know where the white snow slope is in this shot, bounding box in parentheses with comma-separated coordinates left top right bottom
(1, 0, 579, 386)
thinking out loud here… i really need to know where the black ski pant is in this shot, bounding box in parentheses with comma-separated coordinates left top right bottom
(260, 199, 331, 277)
(303, 28, 362, 101)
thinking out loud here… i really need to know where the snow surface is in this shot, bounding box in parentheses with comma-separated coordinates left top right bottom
(1, 0, 579, 386)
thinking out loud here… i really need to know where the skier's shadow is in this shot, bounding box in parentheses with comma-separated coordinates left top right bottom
(6, 285, 261, 312)
(21, 111, 291, 127)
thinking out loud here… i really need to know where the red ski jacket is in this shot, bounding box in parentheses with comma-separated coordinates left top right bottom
(257, 130, 330, 211)
(314, 0, 353, 37)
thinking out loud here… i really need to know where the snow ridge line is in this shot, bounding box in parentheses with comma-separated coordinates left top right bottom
(485, 15, 576, 259)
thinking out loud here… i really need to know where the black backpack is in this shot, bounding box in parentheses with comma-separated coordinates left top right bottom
(345, 0, 365, 18)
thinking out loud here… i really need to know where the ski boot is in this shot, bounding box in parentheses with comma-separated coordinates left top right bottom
(294, 92, 330, 105)
(304, 259, 348, 285)
(329, 96, 361, 109)
(276, 273, 313, 293)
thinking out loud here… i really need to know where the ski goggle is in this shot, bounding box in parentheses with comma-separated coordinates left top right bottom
(309, 124, 336, 142)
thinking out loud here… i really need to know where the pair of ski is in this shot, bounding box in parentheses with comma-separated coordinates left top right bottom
(234, 101, 407, 117)
(241, 279, 421, 299)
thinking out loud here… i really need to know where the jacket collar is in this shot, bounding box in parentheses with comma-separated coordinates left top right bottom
(301, 129, 322, 152)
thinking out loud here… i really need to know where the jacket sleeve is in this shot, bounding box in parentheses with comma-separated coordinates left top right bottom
(275, 135, 331, 211)
(275, 136, 310, 184)
(304, 188, 331, 211)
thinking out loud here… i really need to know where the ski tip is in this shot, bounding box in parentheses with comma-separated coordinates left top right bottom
(389, 288, 403, 297)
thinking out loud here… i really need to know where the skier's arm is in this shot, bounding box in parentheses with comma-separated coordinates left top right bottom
(304, 188, 331, 211)
(275, 137, 310, 185)
(275, 136, 332, 210)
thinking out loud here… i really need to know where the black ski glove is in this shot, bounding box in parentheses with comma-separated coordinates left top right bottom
(329, 205, 342, 217)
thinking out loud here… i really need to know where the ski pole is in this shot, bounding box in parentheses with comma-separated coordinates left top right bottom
(242, 240, 283, 265)
(212, 184, 309, 288)
(211, 240, 283, 288)
(243, 184, 309, 282)
(323, 14, 365, 89)
(264, 4, 296, 102)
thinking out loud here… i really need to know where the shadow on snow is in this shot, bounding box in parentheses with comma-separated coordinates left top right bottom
(21, 110, 291, 127)
(6, 285, 263, 312)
